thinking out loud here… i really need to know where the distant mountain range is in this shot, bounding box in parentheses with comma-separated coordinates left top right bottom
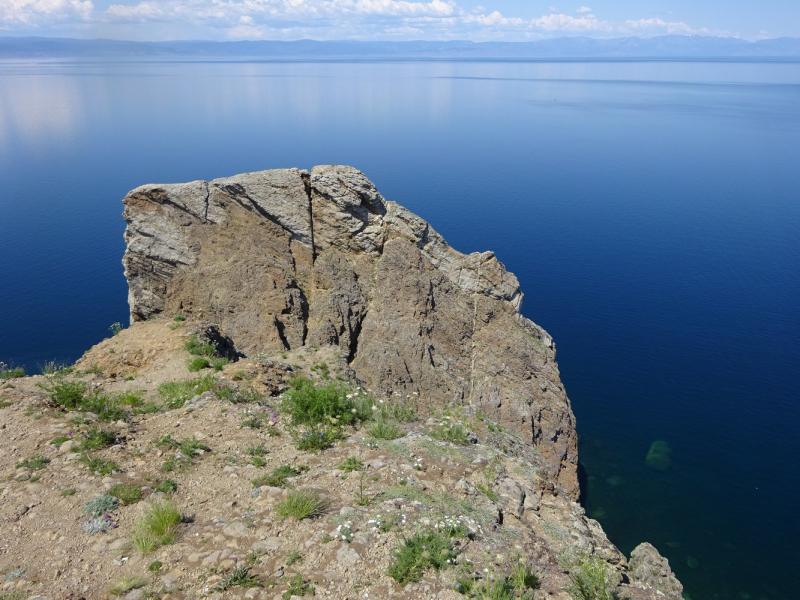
(1, 35, 799, 59)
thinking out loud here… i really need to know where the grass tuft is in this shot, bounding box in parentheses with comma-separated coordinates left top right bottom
(184, 335, 216, 357)
(81, 455, 121, 475)
(187, 357, 210, 372)
(154, 478, 178, 494)
(80, 426, 117, 450)
(108, 483, 143, 505)
(368, 418, 402, 440)
(157, 374, 217, 409)
(0, 364, 25, 380)
(211, 566, 261, 591)
(108, 575, 148, 596)
(337, 457, 363, 473)
(252, 465, 299, 488)
(275, 489, 326, 520)
(132, 501, 182, 553)
(388, 528, 463, 585)
(431, 422, 470, 445)
(16, 454, 50, 470)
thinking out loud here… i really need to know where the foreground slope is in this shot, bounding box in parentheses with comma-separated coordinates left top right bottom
(0, 321, 682, 599)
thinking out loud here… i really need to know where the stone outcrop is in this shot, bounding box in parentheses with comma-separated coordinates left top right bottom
(629, 543, 685, 600)
(123, 166, 578, 496)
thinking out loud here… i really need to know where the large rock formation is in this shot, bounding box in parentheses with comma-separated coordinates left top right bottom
(123, 165, 578, 497)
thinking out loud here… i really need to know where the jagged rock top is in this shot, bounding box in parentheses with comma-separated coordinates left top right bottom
(123, 165, 578, 495)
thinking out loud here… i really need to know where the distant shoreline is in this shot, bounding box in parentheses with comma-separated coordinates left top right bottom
(2, 34, 800, 60)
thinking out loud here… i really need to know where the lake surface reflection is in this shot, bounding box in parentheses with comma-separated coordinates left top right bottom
(1, 58, 799, 599)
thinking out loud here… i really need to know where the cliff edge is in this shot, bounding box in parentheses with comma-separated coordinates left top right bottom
(123, 165, 578, 498)
(0, 166, 683, 599)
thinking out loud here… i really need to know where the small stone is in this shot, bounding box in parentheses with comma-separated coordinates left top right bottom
(455, 478, 477, 495)
(251, 538, 282, 553)
(58, 440, 80, 453)
(336, 544, 361, 566)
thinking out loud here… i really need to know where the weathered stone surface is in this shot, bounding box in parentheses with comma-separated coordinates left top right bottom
(122, 165, 578, 496)
(629, 542, 684, 600)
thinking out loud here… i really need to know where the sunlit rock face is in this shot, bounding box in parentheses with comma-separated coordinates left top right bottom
(123, 165, 578, 497)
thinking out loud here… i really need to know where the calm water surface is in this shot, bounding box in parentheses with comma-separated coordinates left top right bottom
(1, 58, 798, 599)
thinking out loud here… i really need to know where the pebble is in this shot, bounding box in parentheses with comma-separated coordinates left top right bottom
(251, 537, 282, 553)
(336, 544, 361, 566)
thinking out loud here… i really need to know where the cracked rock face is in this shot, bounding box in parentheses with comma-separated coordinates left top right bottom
(122, 165, 579, 496)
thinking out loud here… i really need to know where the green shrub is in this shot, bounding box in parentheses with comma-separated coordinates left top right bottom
(39, 360, 71, 375)
(246, 445, 268, 457)
(456, 560, 540, 598)
(241, 417, 264, 429)
(154, 479, 178, 494)
(211, 358, 230, 371)
(107, 575, 148, 596)
(252, 465, 299, 488)
(154, 434, 178, 448)
(115, 390, 144, 407)
(431, 422, 470, 445)
(0, 364, 25, 380)
(60, 488, 77, 497)
(84, 493, 120, 516)
(187, 357, 210, 372)
(16, 454, 50, 470)
(283, 573, 313, 598)
(132, 501, 182, 553)
(133, 401, 161, 414)
(368, 418, 402, 440)
(562, 555, 621, 600)
(211, 566, 261, 591)
(80, 393, 126, 421)
(81, 426, 117, 450)
(337, 457, 363, 473)
(275, 489, 326, 520)
(179, 436, 209, 455)
(108, 483, 143, 505)
(109, 322, 124, 336)
(184, 335, 216, 357)
(148, 560, 163, 573)
(388, 529, 461, 585)
(282, 377, 363, 428)
(41, 379, 87, 409)
(157, 374, 216, 409)
(81, 455, 120, 475)
(286, 550, 303, 566)
(295, 426, 341, 452)
(83, 515, 116, 535)
(310, 361, 330, 379)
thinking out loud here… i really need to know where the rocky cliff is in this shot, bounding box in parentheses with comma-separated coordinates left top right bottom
(0, 166, 683, 599)
(123, 165, 578, 498)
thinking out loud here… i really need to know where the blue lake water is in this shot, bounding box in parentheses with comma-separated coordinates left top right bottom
(1, 58, 798, 599)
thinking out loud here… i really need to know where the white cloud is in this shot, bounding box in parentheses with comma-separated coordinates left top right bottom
(1, 0, 94, 27)
(0, 0, 724, 40)
(531, 12, 610, 32)
(623, 17, 710, 36)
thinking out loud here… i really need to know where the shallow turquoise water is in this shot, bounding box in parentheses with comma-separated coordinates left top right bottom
(1, 58, 798, 599)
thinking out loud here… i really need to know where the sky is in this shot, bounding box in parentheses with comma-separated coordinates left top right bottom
(1, 0, 798, 42)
